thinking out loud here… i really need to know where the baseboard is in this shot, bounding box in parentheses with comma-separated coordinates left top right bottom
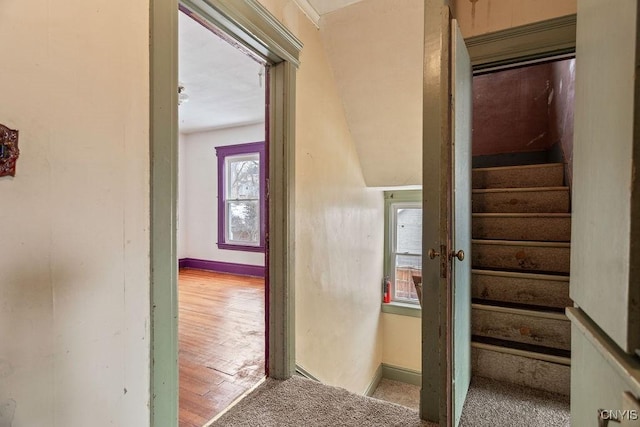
(295, 363, 418, 395)
(381, 363, 422, 387)
(179, 258, 265, 278)
(295, 364, 320, 382)
(364, 364, 383, 397)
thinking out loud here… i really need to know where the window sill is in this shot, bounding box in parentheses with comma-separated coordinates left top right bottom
(217, 242, 265, 253)
(382, 301, 421, 318)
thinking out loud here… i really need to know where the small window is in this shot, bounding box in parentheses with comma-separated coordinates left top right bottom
(216, 142, 265, 252)
(385, 191, 422, 304)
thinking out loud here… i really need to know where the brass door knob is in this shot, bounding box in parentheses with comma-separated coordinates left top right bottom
(428, 248, 440, 259)
(451, 250, 465, 261)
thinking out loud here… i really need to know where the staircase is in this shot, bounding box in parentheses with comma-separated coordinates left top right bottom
(470, 163, 572, 396)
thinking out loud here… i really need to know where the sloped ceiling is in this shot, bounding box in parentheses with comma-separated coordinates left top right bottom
(319, 0, 423, 187)
(306, 0, 365, 15)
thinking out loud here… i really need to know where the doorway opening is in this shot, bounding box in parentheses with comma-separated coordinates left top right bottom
(177, 8, 268, 425)
(469, 56, 575, 400)
(150, 0, 300, 424)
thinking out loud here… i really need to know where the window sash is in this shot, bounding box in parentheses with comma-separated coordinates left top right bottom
(225, 200, 260, 246)
(215, 141, 265, 252)
(389, 201, 422, 304)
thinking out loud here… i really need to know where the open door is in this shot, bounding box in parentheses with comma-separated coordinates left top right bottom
(421, 4, 471, 426)
(450, 18, 472, 427)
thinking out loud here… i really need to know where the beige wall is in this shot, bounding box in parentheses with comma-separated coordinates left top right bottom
(320, 0, 424, 187)
(259, 0, 386, 394)
(0, 1, 150, 426)
(454, 0, 576, 38)
(382, 313, 421, 371)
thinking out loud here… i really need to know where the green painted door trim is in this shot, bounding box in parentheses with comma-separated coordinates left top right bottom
(150, 1, 301, 425)
(466, 14, 576, 70)
(422, 1, 451, 424)
(150, 0, 179, 425)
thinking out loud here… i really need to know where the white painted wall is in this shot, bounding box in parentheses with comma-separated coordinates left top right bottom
(259, 0, 386, 394)
(178, 132, 188, 260)
(320, 0, 424, 187)
(179, 124, 265, 267)
(0, 1, 149, 426)
(453, 0, 576, 38)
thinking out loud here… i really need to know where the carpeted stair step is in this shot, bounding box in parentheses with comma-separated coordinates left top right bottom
(472, 269, 571, 309)
(472, 213, 571, 242)
(471, 341, 570, 395)
(472, 240, 571, 274)
(472, 303, 571, 351)
(472, 163, 565, 189)
(472, 187, 570, 213)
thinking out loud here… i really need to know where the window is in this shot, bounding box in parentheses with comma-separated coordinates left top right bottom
(384, 191, 422, 304)
(216, 141, 265, 252)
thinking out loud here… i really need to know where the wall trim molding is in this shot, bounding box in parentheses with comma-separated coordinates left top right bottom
(179, 258, 265, 277)
(181, 0, 303, 67)
(295, 364, 320, 382)
(466, 14, 577, 70)
(364, 364, 383, 397)
(293, 0, 320, 29)
(382, 363, 422, 387)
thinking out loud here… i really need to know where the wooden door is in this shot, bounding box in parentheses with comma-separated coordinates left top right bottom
(421, 3, 472, 426)
(450, 18, 472, 427)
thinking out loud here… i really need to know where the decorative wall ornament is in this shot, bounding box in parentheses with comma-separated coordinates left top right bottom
(0, 124, 19, 177)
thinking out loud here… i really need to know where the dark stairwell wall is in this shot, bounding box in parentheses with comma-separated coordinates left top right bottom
(472, 58, 575, 188)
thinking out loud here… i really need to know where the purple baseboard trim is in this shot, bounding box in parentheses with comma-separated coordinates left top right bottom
(178, 258, 265, 278)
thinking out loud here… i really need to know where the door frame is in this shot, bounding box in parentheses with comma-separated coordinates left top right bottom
(420, 10, 577, 424)
(149, 1, 302, 425)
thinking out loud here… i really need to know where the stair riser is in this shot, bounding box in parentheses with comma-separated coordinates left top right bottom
(472, 190, 570, 213)
(472, 273, 571, 308)
(472, 309, 571, 351)
(472, 347, 570, 395)
(472, 243, 570, 274)
(473, 165, 564, 189)
(473, 216, 571, 241)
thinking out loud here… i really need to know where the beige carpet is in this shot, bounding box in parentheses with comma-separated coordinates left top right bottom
(459, 376, 570, 427)
(372, 376, 570, 427)
(213, 375, 570, 426)
(372, 378, 420, 411)
(212, 376, 436, 426)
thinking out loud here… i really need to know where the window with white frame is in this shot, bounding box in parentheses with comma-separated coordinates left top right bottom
(216, 141, 265, 252)
(385, 191, 422, 304)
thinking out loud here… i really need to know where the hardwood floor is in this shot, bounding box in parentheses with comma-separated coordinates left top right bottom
(179, 268, 265, 427)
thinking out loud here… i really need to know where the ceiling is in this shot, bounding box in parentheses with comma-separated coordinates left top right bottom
(319, 0, 424, 187)
(306, 0, 366, 15)
(178, 11, 266, 134)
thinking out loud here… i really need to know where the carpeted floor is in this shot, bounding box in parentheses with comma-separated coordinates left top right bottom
(371, 377, 570, 427)
(372, 379, 420, 411)
(212, 376, 436, 426)
(212, 375, 570, 426)
(459, 376, 570, 427)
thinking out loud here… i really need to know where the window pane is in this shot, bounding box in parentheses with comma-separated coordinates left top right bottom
(394, 254, 421, 301)
(227, 154, 260, 200)
(396, 208, 422, 254)
(227, 201, 260, 245)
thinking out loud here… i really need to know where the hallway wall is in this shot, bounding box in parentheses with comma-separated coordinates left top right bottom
(0, 1, 150, 425)
(258, 0, 386, 394)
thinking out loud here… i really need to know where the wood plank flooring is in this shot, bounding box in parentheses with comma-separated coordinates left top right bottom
(179, 268, 265, 427)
